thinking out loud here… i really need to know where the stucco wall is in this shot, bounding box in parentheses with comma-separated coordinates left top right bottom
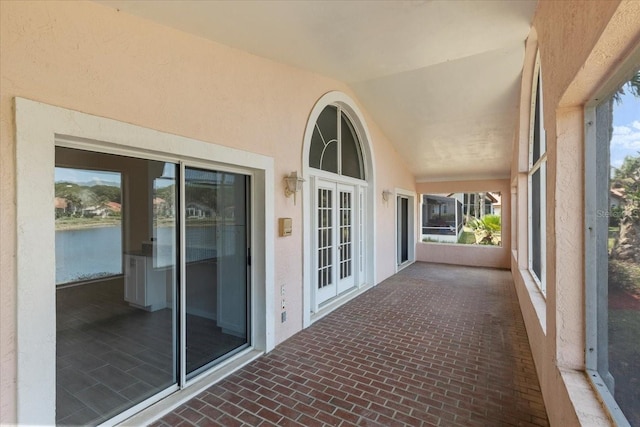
(511, 1, 640, 425)
(0, 1, 415, 422)
(415, 179, 511, 269)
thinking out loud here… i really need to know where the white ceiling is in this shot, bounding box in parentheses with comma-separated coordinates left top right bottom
(97, 0, 537, 182)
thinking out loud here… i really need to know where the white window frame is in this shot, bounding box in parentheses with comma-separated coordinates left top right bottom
(527, 56, 547, 297)
(14, 97, 275, 425)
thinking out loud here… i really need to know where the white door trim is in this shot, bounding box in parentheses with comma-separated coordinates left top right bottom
(14, 97, 275, 425)
(395, 188, 416, 272)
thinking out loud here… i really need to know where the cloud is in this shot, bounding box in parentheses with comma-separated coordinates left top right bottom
(611, 123, 640, 150)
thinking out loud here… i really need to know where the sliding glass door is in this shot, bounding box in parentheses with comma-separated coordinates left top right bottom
(185, 167, 250, 377)
(55, 148, 251, 425)
(55, 148, 178, 426)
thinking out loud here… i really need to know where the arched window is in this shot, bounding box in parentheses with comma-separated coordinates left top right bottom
(309, 105, 365, 180)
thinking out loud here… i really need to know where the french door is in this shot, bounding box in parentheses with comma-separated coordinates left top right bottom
(315, 180, 356, 306)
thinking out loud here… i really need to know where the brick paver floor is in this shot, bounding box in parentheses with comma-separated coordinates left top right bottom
(152, 262, 549, 426)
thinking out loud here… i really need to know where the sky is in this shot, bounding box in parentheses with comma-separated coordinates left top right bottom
(611, 89, 640, 170)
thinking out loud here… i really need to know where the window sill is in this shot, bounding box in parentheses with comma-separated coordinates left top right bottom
(517, 267, 547, 335)
(561, 368, 619, 426)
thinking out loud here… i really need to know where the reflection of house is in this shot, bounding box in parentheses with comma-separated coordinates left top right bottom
(153, 197, 171, 217)
(106, 201, 121, 213)
(54, 197, 67, 217)
(83, 202, 121, 218)
(223, 205, 235, 220)
(186, 202, 214, 218)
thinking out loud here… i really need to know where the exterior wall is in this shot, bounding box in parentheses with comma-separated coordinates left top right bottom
(415, 179, 511, 269)
(511, 1, 640, 425)
(0, 1, 415, 422)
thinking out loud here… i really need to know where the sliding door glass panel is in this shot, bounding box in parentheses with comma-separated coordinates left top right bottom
(185, 167, 249, 377)
(55, 147, 178, 426)
(55, 166, 122, 285)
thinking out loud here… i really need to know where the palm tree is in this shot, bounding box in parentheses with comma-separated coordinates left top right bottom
(609, 69, 640, 263)
(610, 154, 640, 263)
(612, 70, 640, 103)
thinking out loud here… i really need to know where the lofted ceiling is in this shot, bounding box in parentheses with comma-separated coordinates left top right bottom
(96, 0, 537, 182)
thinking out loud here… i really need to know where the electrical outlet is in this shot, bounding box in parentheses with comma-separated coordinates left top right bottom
(281, 311, 287, 322)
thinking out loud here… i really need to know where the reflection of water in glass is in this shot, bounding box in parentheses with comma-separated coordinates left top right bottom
(56, 226, 122, 284)
(56, 225, 221, 284)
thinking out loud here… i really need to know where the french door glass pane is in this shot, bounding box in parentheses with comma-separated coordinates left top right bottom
(339, 191, 352, 279)
(317, 188, 333, 289)
(55, 147, 177, 426)
(185, 167, 249, 376)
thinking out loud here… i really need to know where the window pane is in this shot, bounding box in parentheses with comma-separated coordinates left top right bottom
(185, 168, 249, 377)
(532, 76, 542, 164)
(598, 72, 640, 424)
(309, 106, 338, 173)
(55, 167, 122, 284)
(341, 112, 364, 179)
(421, 192, 502, 246)
(531, 168, 542, 281)
(55, 147, 177, 426)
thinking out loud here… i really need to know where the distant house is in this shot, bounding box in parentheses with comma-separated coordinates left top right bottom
(422, 194, 463, 243)
(610, 187, 625, 209)
(54, 197, 67, 217)
(489, 192, 502, 217)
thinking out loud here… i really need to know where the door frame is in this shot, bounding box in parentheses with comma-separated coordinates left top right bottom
(395, 188, 416, 272)
(14, 97, 274, 425)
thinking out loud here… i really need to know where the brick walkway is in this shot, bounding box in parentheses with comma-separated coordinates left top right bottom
(152, 262, 548, 426)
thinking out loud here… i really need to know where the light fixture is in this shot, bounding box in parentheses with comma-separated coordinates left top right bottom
(284, 171, 305, 205)
(382, 189, 393, 203)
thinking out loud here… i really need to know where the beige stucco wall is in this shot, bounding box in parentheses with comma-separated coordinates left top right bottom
(415, 179, 511, 269)
(0, 1, 415, 422)
(511, 1, 640, 425)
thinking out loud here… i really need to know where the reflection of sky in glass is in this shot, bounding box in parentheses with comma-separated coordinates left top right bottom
(611, 87, 640, 170)
(55, 167, 121, 185)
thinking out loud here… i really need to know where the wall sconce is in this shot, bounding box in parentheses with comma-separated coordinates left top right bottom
(382, 189, 393, 203)
(284, 171, 305, 205)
